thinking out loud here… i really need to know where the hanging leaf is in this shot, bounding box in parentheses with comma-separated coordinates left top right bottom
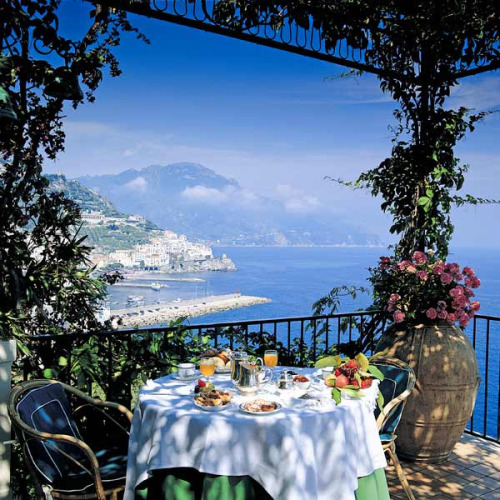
(355, 353, 369, 371)
(341, 388, 364, 398)
(331, 387, 341, 405)
(377, 391, 385, 412)
(368, 365, 385, 381)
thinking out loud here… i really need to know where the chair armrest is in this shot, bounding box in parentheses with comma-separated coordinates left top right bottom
(376, 386, 413, 431)
(12, 419, 107, 500)
(73, 403, 131, 437)
(64, 386, 133, 424)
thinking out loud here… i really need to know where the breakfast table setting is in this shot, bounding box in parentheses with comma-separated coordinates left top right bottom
(124, 350, 390, 500)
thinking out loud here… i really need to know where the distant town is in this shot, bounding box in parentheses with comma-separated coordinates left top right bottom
(81, 210, 236, 273)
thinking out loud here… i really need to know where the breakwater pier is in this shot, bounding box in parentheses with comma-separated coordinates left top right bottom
(112, 293, 271, 327)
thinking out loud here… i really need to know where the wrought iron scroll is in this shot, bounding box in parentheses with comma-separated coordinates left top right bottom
(89, 0, 400, 79)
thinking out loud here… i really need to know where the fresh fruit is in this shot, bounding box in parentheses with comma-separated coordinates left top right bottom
(324, 374, 336, 387)
(198, 378, 206, 387)
(334, 368, 341, 376)
(334, 374, 349, 388)
(349, 379, 359, 387)
(361, 378, 373, 389)
(200, 382, 215, 393)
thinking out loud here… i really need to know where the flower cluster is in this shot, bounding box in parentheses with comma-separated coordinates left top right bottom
(370, 251, 480, 328)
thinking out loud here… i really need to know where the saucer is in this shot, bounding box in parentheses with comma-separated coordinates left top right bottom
(174, 373, 199, 382)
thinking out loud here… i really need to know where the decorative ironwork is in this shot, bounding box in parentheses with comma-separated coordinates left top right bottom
(86, 0, 500, 84)
(87, 0, 403, 80)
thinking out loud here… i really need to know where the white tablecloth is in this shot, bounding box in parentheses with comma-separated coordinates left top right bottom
(124, 368, 387, 500)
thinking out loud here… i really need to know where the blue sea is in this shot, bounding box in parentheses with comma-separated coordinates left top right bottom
(109, 246, 500, 438)
(109, 246, 500, 320)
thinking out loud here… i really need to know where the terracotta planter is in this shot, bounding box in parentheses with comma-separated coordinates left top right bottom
(377, 323, 480, 463)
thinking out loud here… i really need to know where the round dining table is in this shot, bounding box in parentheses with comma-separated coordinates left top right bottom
(124, 367, 390, 500)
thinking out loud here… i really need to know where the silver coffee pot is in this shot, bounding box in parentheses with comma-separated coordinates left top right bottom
(230, 350, 249, 384)
(235, 360, 272, 395)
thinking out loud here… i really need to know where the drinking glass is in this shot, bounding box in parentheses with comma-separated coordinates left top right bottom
(264, 350, 278, 368)
(200, 358, 215, 382)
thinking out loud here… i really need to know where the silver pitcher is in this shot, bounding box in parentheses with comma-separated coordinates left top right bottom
(230, 350, 249, 384)
(235, 360, 272, 395)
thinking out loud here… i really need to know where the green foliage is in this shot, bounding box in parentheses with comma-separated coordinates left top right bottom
(0, 1, 148, 345)
(214, 1, 500, 257)
(311, 285, 386, 357)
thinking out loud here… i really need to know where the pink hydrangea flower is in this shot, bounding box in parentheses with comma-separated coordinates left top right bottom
(406, 265, 417, 273)
(447, 313, 457, 323)
(389, 293, 401, 302)
(438, 310, 448, 320)
(417, 270, 428, 281)
(379, 256, 391, 269)
(398, 260, 411, 270)
(437, 300, 447, 310)
(470, 301, 480, 312)
(393, 310, 405, 323)
(463, 266, 475, 277)
(433, 265, 444, 275)
(426, 308, 438, 320)
(465, 276, 481, 289)
(449, 286, 464, 298)
(458, 312, 470, 327)
(440, 273, 453, 284)
(454, 295, 469, 308)
(412, 251, 427, 264)
(387, 302, 395, 312)
(445, 263, 460, 275)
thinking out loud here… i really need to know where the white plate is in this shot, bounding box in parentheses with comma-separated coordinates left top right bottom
(174, 373, 199, 382)
(193, 400, 232, 412)
(215, 367, 231, 374)
(239, 401, 282, 416)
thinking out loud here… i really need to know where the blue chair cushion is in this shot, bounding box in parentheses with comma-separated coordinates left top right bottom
(16, 383, 89, 485)
(51, 446, 127, 494)
(373, 364, 411, 441)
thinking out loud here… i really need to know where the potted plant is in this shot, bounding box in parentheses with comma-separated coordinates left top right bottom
(372, 250, 481, 462)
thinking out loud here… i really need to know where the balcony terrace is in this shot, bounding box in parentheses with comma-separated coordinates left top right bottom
(16, 310, 499, 499)
(389, 434, 500, 499)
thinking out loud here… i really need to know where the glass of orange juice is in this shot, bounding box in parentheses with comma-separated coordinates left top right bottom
(264, 350, 278, 368)
(200, 358, 215, 382)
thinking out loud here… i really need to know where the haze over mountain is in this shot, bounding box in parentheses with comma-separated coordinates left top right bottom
(76, 163, 380, 246)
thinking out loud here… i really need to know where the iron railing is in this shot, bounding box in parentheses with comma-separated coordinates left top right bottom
(22, 311, 499, 442)
(467, 314, 500, 442)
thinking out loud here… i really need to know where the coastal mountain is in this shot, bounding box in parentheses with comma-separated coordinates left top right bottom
(47, 174, 159, 251)
(48, 174, 122, 217)
(76, 163, 380, 246)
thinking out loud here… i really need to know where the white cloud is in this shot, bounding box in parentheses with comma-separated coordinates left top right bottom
(450, 76, 500, 110)
(181, 185, 229, 205)
(274, 184, 321, 214)
(122, 176, 147, 193)
(181, 185, 260, 208)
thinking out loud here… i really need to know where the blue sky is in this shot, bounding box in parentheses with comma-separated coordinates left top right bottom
(49, 0, 500, 248)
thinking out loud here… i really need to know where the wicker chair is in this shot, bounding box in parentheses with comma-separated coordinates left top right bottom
(8, 379, 133, 500)
(372, 357, 417, 500)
